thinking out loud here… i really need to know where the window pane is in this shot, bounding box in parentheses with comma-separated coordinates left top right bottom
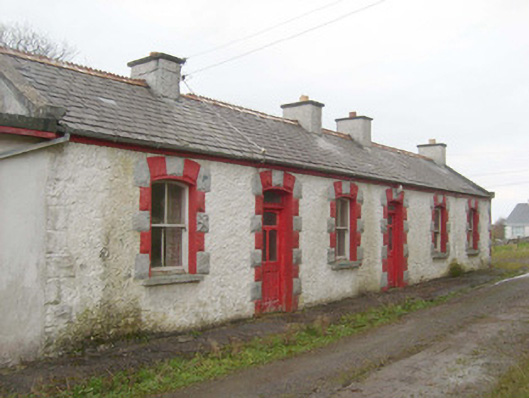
(434, 232, 440, 250)
(262, 231, 267, 261)
(151, 227, 162, 267)
(337, 199, 349, 227)
(167, 184, 184, 224)
(388, 226, 393, 250)
(269, 230, 277, 261)
(165, 227, 183, 267)
(434, 208, 441, 232)
(151, 183, 165, 224)
(263, 212, 277, 226)
(264, 190, 282, 203)
(337, 230, 347, 257)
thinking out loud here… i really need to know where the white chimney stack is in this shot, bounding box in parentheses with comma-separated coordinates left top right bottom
(128, 52, 186, 100)
(417, 139, 447, 166)
(335, 111, 372, 147)
(281, 95, 324, 135)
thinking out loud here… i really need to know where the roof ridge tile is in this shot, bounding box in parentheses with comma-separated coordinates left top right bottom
(0, 46, 147, 86)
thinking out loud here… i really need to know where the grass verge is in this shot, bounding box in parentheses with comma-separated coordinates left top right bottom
(24, 294, 456, 398)
(487, 356, 529, 398)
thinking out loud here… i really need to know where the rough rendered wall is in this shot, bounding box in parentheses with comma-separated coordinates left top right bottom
(43, 143, 255, 348)
(0, 136, 48, 367)
(140, 160, 255, 329)
(297, 175, 359, 306)
(33, 141, 491, 362)
(407, 193, 491, 284)
(406, 191, 443, 283)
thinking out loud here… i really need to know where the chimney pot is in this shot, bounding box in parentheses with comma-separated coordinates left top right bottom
(349, 111, 357, 118)
(128, 52, 186, 100)
(429, 138, 436, 144)
(281, 96, 324, 135)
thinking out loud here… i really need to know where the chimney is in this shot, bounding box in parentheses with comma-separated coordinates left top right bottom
(335, 111, 373, 147)
(127, 52, 186, 100)
(281, 95, 324, 135)
(417, 139, 447, 166)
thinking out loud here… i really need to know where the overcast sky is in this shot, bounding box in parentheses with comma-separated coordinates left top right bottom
(4, 0, 529, 221)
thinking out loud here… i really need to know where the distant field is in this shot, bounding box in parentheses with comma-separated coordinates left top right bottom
(492, 242, 529, 271)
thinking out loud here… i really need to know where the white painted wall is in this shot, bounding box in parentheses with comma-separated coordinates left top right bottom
(505, 225, 529, 240)
(297, 174, 359, 306)
(0, 140, 492, 366)
(0, 136, 49, 367)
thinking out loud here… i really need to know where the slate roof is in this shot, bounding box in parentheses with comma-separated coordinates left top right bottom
(506, 203, 529, 225)
(0, 48, 491, 198)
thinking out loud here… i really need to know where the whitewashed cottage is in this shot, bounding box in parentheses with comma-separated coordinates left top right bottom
(0, 48, 492, 366)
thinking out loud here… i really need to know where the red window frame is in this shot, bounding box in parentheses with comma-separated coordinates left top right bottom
(330, 182, 361, 263)
(139, 157, 204, 276)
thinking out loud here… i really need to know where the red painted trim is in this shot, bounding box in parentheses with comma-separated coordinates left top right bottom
(139, 156, 204, 275)
(69, 135, 490, 200)
(139, 187, 151, 211)
(0, 125, 58, 139)
(332, 182, 361, 262)
(384, 188, 407, 289)
(254, 170, 297, 314)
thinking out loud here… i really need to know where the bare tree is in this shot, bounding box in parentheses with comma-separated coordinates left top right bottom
(492, 217, 506, 241)
(0, 22, 77, 61)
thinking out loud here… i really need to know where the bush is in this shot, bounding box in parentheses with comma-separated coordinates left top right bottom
(448, 261, 465, 277)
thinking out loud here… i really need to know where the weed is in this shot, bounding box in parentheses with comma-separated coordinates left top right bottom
(487, 356, 529, 397)
(448, 260, 465, 278)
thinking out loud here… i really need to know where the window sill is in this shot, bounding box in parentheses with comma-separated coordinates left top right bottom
(432, 252, 449, 259)
(466, 249, 480, 257)
(141, 273, 205, 287)
(330, 260, 362, 271)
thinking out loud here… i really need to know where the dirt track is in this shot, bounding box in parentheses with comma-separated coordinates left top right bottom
(163, 274, 529, 398)
(0, 269, 518, 396)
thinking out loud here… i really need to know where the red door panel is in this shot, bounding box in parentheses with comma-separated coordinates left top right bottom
(262, 210, 281, 311)
(387, 202, 404, 288)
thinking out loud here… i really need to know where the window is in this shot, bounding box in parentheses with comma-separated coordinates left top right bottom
(431, 195, 448, 257)
(513, 226, 524, 237)
(467, 206, 479, 251)
(151, 181, 187, 270)
(433, 207, 441, 250)
(336, 198, 350, 259)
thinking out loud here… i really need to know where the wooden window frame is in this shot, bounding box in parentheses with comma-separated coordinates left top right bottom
(150, 181, 189, 273)
(467, 200, 480, 253)
(335, 197, 351, 260)
(328, 181, 363, 270)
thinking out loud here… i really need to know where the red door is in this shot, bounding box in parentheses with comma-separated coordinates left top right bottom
(387, 202, 404, 287)
(262, 208, 281, 311)
(261, 189, 294, 312)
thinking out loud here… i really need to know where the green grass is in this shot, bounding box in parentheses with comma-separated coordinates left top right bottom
(492, 242, 529, 271)
(25, 295, 454, 398)
(487, 357, 529, 398)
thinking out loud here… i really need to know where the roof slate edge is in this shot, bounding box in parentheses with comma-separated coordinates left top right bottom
(63, 126, 492, 198)
(443, 165, 493, 198)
